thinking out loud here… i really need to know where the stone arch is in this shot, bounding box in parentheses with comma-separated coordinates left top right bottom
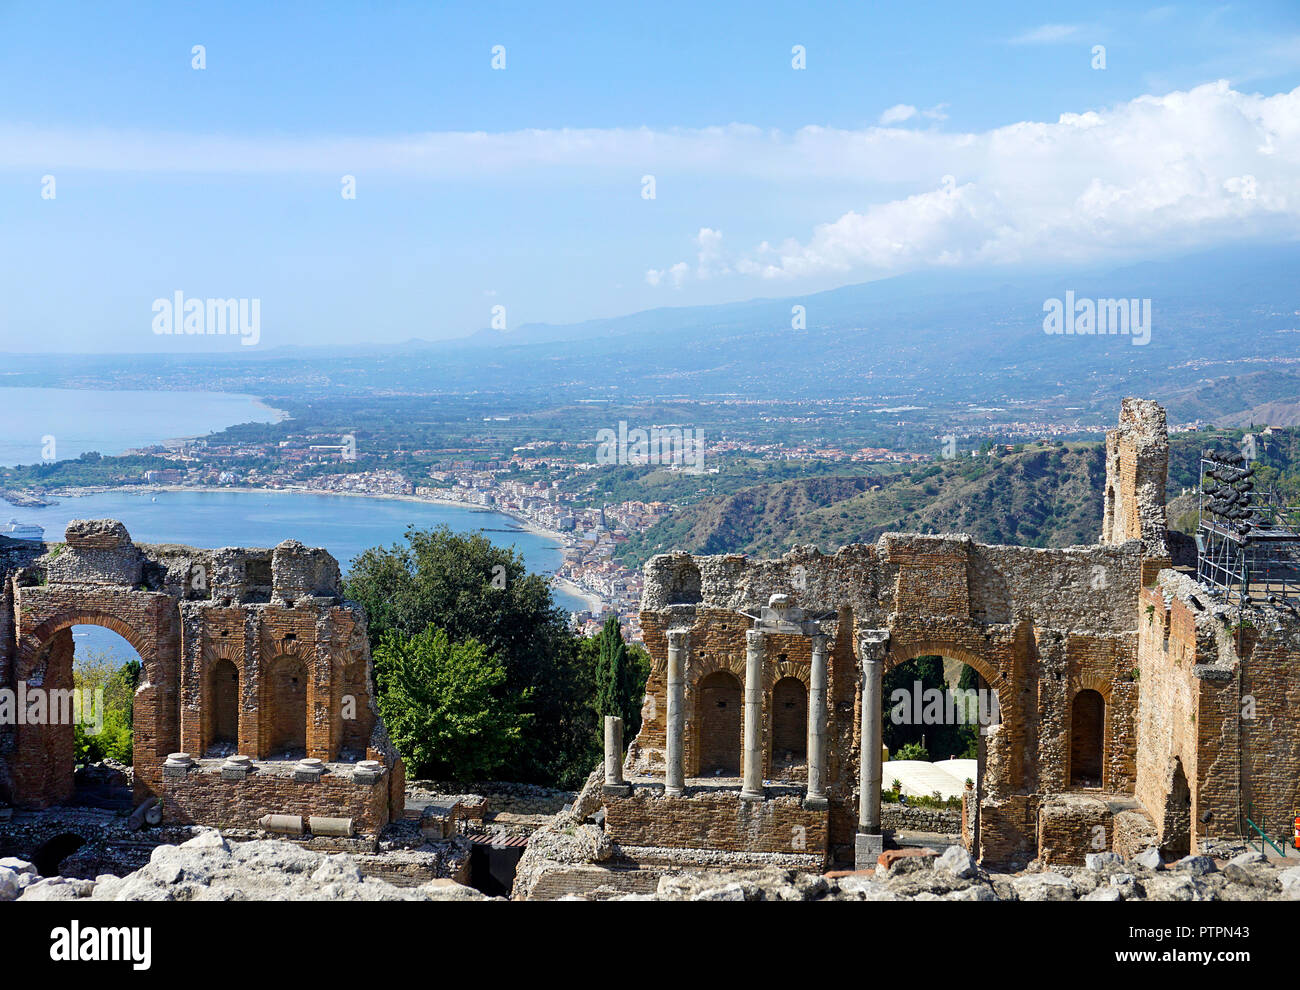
(883, 640, 1006, 696)
(771, 676, 807, 766)
(18, 610, 157, 682)
(881, 638, 1013, 858)
(693, 650, 747, 683)
(1074, 670, 1114, 701)
(12, 603, 174, 809)
(1068, 688, 1105, 788)
(695, 670, 742, 776)
(768, 658, 811, 689)
(262, 654, 309, 758)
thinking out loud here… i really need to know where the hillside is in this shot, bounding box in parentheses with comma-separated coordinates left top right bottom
(616, 443, 1108, 566)
(616, 425, 1300, 567)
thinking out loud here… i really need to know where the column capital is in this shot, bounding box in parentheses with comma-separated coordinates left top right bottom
(666, 628, 690, 649)
(810, 631, 828, 652)
(857, 628, 890, 661)
(745, 627, 765, 650)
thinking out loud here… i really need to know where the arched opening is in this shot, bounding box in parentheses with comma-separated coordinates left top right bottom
(696, 670, 742, 776)
(32, 833, 86, 877)
(771, 676, 807, 770)
(1163, 758, 1192, 857)
(206, 659, 240, 756)
(340, 660, 371, 758)
(15, 624, 144, 809)
(70, 626, 142, 808)
(1069, 689, 1105, 787)
(883, 655, 986, 763)
(267, 655, 309, 758)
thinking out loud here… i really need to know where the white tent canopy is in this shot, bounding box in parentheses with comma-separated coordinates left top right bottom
(883, 759, 977, 800)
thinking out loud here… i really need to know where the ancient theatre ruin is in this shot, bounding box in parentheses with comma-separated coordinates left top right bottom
(0, 521, 404, 838)
(525, 397, 1300, 894)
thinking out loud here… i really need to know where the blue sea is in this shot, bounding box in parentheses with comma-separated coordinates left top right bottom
(16, 489, 582, 661)
(1, 388, 583, 662)
(0, 386, 280, 467)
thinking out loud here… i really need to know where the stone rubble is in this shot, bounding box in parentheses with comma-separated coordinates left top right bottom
(3, 829, 488, 901)
(524, 846, 1300, 901)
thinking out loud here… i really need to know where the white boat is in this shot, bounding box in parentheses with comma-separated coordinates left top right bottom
(3, 519, 45, 542)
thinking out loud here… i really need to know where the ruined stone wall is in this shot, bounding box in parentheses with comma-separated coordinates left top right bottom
(160, 761, 392, 833)
(632, 530, 1151, 864)
(1136, 569, 1300, 853)
(1101, 397, 1169, 553)
(618, 398, 1190, 867)
(642, 538, 1145, 634)
(0, 520, 403, 835)
(1135, 572, 1234, 854)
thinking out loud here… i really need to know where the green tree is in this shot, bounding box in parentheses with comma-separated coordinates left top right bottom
(589, 616, 651, 744)
(73, 652, 139, 766)
(373, 627, 530, 780)
(882, 655, 976, 761)
(344, 525, 597, 786)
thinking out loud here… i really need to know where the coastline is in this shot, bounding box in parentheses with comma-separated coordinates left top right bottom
(33, 482, 611, 613)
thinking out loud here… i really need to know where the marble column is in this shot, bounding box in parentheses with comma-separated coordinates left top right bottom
(804, 633, 829, 809)
(855, 629, 890, 867)
(665, 629, 687, 796)
(602, 715, 630, 796)
(740, 628, 766, 800)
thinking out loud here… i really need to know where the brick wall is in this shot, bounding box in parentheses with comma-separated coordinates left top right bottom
(161, 762, 390, 834)
(605, 788, 828, 861)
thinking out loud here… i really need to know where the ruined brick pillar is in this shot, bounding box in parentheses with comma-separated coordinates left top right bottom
(1101, 397, 1169, 553)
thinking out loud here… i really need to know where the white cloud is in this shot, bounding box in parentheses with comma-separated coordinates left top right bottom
(1009, 24, 1080, 45)
(645, 81, 1300, 285)
(648, 228, 729, 287)
(6, 80, 1297, 292)
(880, 104, 917, 124)
(880, 103, 949, 125)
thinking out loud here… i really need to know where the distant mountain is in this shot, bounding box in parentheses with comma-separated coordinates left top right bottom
(6, 242, 1300, 424)
(450, 241, 1300, 416)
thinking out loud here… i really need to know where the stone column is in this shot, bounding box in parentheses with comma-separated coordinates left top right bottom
(804, 633, 828, 809)
(603, 715, 630, 796)
(740, 628, 766, 801)
(665, 629, 687, 796)
(855, 629, 890, 868)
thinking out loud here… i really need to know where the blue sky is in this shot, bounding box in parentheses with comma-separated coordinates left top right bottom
(1, 0, 1298, 352)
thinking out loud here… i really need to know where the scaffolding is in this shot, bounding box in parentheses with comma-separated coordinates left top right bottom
(1195, 449, 1300, 609)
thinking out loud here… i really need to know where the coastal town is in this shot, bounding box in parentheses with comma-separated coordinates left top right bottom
(3, 429, 687, 641)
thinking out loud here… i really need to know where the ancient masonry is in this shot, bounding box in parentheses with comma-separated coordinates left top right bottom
(545, 397, 1300, 891)
(0, 521, 404, 838)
